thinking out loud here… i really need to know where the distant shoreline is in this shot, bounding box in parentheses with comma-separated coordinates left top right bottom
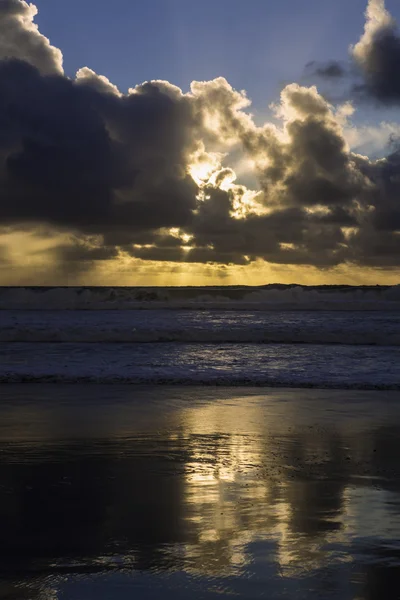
(0, 284, 398, 291)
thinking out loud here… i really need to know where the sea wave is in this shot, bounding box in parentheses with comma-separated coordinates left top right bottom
(2, 307, 399, 345)
(0, 374, 398, 390)
(1, 342, 399, 389)
(1, 285, 400, 310)
(1, 326, 399, 345)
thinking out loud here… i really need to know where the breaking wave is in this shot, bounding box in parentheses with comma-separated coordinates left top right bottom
(1, 285, 400, 310)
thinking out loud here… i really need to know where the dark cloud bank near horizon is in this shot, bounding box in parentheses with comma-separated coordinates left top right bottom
(0, 0, 399, 276)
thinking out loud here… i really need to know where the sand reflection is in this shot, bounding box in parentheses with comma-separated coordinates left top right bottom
(0, 387, 400, 599)
(176, 393, 400, 583)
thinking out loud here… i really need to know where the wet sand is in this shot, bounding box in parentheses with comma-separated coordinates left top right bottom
(0, 385, 399, 599)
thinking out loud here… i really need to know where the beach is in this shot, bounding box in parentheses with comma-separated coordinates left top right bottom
(0, 385, 399, 600)
(1, 286, 399, 598)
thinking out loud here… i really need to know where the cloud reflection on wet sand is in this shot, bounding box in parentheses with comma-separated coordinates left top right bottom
(0, 386, 399, 599)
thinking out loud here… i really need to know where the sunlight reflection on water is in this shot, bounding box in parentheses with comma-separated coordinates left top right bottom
(0, 386, 399, 599)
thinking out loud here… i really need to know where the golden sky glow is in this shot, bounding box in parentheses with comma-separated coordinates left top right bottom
(1, 244, 398, 287)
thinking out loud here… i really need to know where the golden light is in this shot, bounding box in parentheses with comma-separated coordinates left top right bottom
(189, 161, 216, 187)
(188, 148, 224, 187)
(305, 205, 332, 216)
(169, 227, 180, 237)
(168, 228, 194, 245)
(231, 189, 265, 219)
(280, 243, 297, 250)
(0, 229, 69, 267)
(341, 227, 359, 240)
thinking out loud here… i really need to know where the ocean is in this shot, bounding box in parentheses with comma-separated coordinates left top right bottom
(1, 284, 399, 387)
(1, 285, 400, 599)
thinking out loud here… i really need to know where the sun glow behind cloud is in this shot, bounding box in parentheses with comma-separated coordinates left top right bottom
(0, 0, 399, 284)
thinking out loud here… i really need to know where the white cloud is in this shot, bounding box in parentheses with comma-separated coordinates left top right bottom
(0, 0, 63, 75)
(351, 0, 395, 65)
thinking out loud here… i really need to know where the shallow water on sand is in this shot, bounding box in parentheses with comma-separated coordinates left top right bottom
(1, 386, 400, 599)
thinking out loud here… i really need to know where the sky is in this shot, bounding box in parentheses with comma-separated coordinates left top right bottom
(0, 0, 400, 285)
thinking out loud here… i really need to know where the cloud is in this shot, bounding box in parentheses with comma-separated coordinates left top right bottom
(351, 0, 395, 63)
(351, 0, 400, 103)
(343, 120, 400, 155)
(0, 0, 63, 75)
(0, 0, 399, 278)
(187, 81, 400, 267)
(76, 67, 121, 96)
(0, 59, 199, 235)
(306, 61, 347, 79)
(311, 0, 400, 105)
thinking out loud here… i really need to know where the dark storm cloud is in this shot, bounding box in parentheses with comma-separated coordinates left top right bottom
(57, 243, 120, 263)
(190, 204, 354, 268)
(277, 118, 360, 208)
(0, 59, 199, 236)
(354, 149, 400, 258)
(0, 0, 399, 273)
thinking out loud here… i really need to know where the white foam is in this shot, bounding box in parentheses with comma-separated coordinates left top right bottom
(2, 309, 399, 345)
